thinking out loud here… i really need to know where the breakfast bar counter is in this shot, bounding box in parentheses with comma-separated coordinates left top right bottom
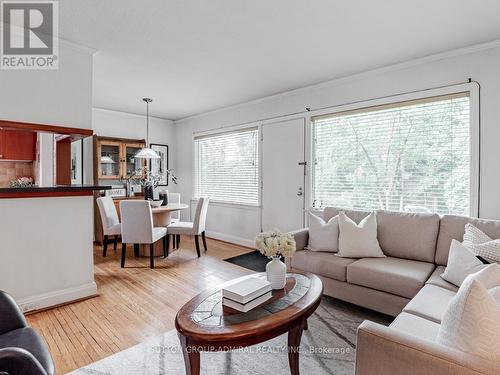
(0, 185, 109, 199)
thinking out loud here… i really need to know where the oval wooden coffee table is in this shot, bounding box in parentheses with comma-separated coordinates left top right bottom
(175, 272, 323, 375)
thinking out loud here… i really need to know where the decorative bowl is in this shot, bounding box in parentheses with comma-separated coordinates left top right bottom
(149, 200, 163, 208)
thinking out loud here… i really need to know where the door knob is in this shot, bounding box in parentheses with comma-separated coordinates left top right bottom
(297, 187, 303, 196)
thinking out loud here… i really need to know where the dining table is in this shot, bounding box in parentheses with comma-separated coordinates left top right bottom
(140, 203, 189, 257)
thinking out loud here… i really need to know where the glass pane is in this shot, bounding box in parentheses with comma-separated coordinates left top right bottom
(125, 146, 143, 176)
(312, 93, 471, 215)
(100, 144, 120, 176)
(194, 128, 259, 205)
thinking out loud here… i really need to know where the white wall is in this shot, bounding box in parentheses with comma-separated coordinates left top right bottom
(92, 108, 178, 195)
(175, 42, 500, 247)
(0, 41, 96, 310)
(0, 42, 93, 129)
(0, 196, 97, 311)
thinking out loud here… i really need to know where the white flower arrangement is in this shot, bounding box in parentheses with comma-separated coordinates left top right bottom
(255, 229, 296, 258)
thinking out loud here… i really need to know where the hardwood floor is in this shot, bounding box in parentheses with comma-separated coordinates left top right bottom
(26, 236, 253, 374)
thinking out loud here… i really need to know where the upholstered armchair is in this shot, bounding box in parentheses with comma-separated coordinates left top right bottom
(0, 291, 54, 375)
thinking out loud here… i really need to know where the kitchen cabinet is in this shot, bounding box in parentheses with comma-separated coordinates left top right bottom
(96, 138, 145, 179)
(0, 129, 36, 161)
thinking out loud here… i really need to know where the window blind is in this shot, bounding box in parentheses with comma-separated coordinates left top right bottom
(312, 93, 471, 215)
(194, 128, 259, 206)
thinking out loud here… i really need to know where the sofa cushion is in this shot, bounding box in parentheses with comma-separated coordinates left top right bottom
(337, 211, 385, 258)
(323, 207, 440, 262)
(0, 327, 55, 375)
(376, 210, 440, 262)
(307, 212, 338, 252)
(390, 312, 441, 342)
(290, 250, 356, 281)
(437, 265, 500, 362)
(435, 214, 500, 266)
(347, 257, 435, 299)
(403, 284, 456, 323)
(441, 239, 488, 287)
(425, 265, 459, 292)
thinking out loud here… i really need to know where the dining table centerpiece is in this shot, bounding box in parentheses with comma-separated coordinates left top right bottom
(255, 229, 296, 289)
(137, 166, 178, 200)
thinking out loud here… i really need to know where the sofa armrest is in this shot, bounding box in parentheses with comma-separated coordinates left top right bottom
(356, 320, 499, 375)
(288, 228, 309, 251)
(0, 348, 48, 375)
(286, 228, 309, 270)
(0, 291, 27, 335)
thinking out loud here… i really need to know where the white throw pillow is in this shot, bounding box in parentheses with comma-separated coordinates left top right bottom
(336, 211, 385, 258)
(437, 264, 500, 362)
(463, 223, 500, 262)
(440, 240, 487, 287)
(306, 213, 339, 252)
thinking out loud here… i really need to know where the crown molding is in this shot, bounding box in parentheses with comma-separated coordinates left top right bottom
(175, 38, 500, 124)
(93, 107, 174, 123)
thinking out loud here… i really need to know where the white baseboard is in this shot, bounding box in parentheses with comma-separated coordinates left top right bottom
(17, 282, 98, 313)
(205, 230, 256, 249)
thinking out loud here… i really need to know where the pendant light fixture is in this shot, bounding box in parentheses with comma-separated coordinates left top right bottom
(135, 98, 160, 159)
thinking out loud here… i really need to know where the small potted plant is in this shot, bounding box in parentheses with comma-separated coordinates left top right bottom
(255, 229, 296, 289)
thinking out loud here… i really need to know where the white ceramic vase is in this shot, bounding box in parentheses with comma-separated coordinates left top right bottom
(266, 256, 286, 289)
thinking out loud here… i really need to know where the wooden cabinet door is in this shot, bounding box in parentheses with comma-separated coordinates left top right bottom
(2, 130, 36, 161)
(97, 140, 122, 179)
(0, 130, 5, 159)
(123, 142, 145, 178)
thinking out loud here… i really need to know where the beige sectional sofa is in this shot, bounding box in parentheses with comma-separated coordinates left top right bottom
(288, 207, 500, 375)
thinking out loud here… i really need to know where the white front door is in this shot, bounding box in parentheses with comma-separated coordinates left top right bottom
(261, 118, 305, 232)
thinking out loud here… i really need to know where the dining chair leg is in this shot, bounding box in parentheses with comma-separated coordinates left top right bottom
(103, 235, 109, 257)
(194, 235, 201, 258)
(150, 243, 155, 269)
(121, 243, 127, 268)
(163, 235, 169, 258)
(177, 235, 181, 249)
(201, 231, 207, 252)
(113, 236, 118, 251)
(173, 235, 177, 249)
(134, 244, 140, 257)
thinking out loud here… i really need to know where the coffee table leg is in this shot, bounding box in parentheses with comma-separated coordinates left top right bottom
(288, 324, 304, 375)
(178, 333, 200, 375)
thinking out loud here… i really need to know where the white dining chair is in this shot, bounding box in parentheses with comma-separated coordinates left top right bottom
(120, 200, 168, 269)
(167, 192, 181, 247)
(167, 197, 209, 257)
(168, 193, 181, 222)
(96, 196, 121, 257)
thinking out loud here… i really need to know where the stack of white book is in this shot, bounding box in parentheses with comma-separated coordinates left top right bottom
(222, 277, 272, 312)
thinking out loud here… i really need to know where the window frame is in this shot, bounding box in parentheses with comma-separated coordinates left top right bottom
(192, 125, 261, 207)
(309, 83, 480, 217)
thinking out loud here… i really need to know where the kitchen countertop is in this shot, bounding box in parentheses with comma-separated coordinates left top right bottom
(0, 185, 111, 198)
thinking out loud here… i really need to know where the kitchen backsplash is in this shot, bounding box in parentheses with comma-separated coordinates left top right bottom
(0, 161, 34, 187)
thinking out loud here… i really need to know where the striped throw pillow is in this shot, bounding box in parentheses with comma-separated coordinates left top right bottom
(463, 224, 500, 263)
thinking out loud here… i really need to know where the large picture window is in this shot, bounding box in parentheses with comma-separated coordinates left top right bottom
(194, 128, 259, 206)
(312, 92, 473, 215)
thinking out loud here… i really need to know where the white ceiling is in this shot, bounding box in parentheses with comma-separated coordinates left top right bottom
(60, 0, 500, 120)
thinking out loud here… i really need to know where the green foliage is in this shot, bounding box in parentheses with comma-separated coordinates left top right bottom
(313, 96, 470, 215)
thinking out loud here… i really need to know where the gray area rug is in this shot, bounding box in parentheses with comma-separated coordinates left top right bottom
(70, 296, 392, 375)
